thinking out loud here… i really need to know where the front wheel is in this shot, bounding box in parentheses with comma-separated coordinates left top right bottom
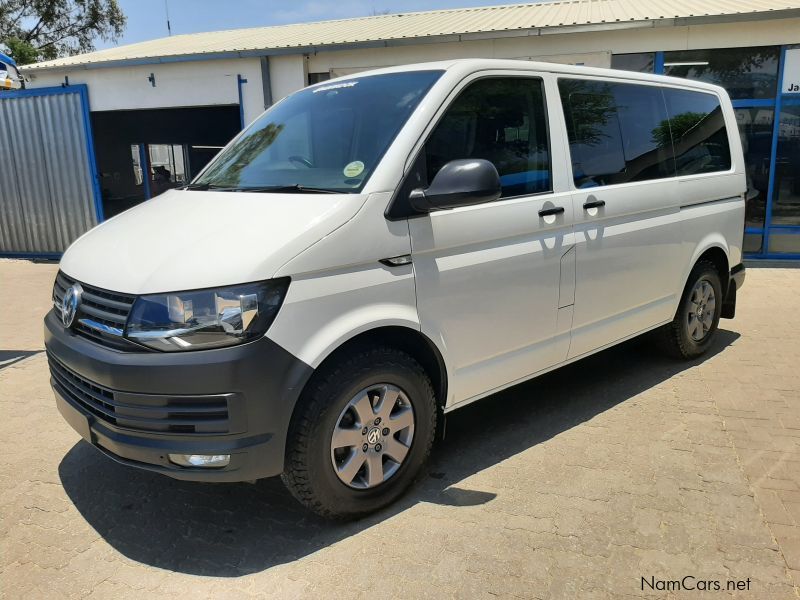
(657, 260, 723, 359)
(281, 346, 437, 519)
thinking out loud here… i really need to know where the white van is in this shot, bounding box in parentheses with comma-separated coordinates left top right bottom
(46, 59, 746, 518)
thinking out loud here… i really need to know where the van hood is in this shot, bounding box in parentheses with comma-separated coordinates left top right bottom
(60, 189, 367, 294)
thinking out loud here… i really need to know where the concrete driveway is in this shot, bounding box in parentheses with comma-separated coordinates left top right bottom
(1, 258, 799, 599)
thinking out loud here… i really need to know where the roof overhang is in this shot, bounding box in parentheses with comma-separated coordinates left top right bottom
(21, 7, 800, 74)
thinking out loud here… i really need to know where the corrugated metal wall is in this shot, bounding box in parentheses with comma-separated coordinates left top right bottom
(0, 87, 98, 254)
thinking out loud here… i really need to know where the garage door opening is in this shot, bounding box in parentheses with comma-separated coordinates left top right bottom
(91, 106, 241, 218)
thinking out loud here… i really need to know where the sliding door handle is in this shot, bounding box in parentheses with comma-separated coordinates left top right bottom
(538, 206, 565, 217)
(582, 199, 606, 210)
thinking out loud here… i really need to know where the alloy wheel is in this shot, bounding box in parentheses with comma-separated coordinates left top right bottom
(330, 383, 415, 489)
(687, 279, 716, 342)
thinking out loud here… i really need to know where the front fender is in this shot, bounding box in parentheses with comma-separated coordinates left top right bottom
(266, 263, 421, 368)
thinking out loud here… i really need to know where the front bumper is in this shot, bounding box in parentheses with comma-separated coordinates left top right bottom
(44, 310, 313, 481)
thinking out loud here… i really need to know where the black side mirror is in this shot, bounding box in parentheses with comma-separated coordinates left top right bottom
(409, 159, 501, 213)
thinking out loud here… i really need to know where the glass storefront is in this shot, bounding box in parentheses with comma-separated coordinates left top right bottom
(772, 105, 800, 226)
(663, 47, 780, 99)
(612, 45, 800, 258)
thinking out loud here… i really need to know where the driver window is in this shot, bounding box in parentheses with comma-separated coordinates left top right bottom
(425, 77, 552, 198)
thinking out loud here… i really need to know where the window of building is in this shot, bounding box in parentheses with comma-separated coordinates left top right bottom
(558, 79, 673, 188)
(663, 88, 732, 176)
(663, 47, 780, 99)
(307, 72, 331, 85)
(425, 77, 551, 198)
(148, 144, 187, 196)
(735, 107, 774, 231)
(771, 105, 800, 227)
(610, 53, 655, 74)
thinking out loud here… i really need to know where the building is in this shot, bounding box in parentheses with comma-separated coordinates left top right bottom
(3, 0, 800, 258)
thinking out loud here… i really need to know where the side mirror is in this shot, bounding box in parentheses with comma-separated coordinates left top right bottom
(409, 159, 501, 213)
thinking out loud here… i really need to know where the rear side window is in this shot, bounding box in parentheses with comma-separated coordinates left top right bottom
(663, 88, 731, 176)
(425, 77, 551, 198)
(558, 79, 673, 188)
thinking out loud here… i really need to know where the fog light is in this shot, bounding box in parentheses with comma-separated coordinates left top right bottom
(168, 453, 230, 468)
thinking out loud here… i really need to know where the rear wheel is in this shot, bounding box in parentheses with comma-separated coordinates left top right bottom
(657, 260, 723, 359)
(281, 346, 437, 519)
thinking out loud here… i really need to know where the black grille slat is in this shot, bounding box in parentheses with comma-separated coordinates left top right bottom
(47, 353, 231, 434)
(81, 290, 132, 312)
(78, 303, 127, 325)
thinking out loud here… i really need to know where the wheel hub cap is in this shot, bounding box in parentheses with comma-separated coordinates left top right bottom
(687, 279, 716, 342)
(330, 383, 415, 489)
(366, 427, 381, 445)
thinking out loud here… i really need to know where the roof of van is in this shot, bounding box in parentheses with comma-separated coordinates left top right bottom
(22, 0, 800, 72)
(317, 58, 732, 96)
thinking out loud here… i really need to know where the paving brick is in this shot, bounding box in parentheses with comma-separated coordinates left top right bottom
(2, 260, 800, 598)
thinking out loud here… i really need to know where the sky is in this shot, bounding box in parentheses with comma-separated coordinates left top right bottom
(97, 0, 516, 48)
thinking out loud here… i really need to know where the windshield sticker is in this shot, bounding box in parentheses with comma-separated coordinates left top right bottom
(313, 81, 359, 94)
(343, 161, 365, 178)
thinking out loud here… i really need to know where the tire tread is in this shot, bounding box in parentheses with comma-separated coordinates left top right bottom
(281, 345, 436, 519)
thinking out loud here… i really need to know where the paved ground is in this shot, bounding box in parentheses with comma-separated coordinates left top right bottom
(1, 258, 799, 599)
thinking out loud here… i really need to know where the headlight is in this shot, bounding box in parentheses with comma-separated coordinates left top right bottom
(126, 279, 289, 351)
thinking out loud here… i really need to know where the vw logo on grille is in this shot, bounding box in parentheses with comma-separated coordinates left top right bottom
(61, 283, 83, 328)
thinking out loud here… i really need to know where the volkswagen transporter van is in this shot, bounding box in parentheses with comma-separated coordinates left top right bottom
(46, 60, 746, 518)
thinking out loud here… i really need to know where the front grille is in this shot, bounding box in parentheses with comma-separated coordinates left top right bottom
(53, 272, 141, 350)
(48, 353, 231, 434)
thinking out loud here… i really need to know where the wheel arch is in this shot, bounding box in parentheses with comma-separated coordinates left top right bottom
(283, 325, 450, 464)
(679, 237, 731, 302)
(313, 326, 449, 412)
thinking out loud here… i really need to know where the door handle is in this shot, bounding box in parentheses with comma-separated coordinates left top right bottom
(582, 199, 606, 210)
(538, 206, 565, 217)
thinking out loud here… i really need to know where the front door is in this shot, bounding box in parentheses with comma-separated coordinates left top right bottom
(408, 75, 574, 405)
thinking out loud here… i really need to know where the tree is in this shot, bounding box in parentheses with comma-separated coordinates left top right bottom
(0, 0, 126, 65)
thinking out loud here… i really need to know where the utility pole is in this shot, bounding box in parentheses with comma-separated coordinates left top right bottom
(165, 0, 172, 36)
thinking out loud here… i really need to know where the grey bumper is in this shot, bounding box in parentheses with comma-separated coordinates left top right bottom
(44, 310, 313, 482)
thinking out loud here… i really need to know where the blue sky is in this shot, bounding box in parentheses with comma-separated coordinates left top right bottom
(98, 0, 514, 48)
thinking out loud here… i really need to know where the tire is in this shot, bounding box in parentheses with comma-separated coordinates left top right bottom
(657, 260, 723, 359)
(281, 345, 437, 519)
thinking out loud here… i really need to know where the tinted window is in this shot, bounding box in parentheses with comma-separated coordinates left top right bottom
(664, 89, 731, 176)
(663, 47, 780, 100)
(611, 53, 655, 74)
(425, 77, 551, 198)
(559, 79, 674, 188)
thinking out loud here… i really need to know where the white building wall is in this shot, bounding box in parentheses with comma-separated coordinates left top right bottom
(268, 54, 307, 103)
(306, 17, 800, 83)
(28, 57, 266, 124)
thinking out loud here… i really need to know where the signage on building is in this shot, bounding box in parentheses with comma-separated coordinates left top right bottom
(783, 48, 800, 94)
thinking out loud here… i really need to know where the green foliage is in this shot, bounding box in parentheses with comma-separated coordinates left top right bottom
(0, 0, 126, 64)
(3, 36, 39, 64)
(652, 112, 707, 148)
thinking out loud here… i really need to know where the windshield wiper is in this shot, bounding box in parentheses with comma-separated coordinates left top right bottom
(233, 184, 341, 194)
(182, 182, 239, 191)
(182, 183, 342, 194)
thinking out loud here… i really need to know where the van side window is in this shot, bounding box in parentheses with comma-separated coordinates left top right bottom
(425, 77, 551, 198)
(558, 79, 674, 188)
(663, 89, 731, 176)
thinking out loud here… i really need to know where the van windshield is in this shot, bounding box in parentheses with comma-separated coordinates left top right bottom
(192, 70, 443, 194)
